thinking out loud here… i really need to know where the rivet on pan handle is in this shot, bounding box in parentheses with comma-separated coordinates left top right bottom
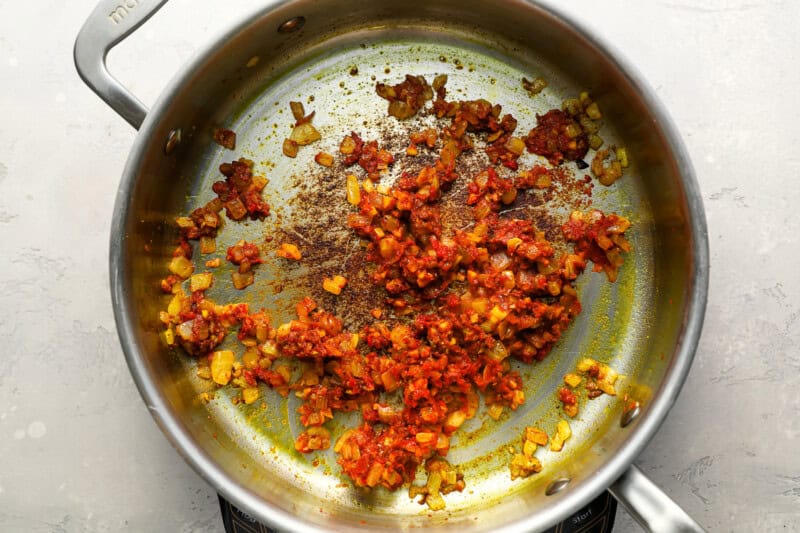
(609, 465, 705, 532)
(73, 0, 170, 130)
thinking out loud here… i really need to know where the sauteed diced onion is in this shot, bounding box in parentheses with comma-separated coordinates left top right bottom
(158, 72, 632, 511)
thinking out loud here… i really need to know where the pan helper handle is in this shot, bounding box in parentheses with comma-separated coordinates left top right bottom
(74, 0, 169, 130)
(609, 465, 705, 532)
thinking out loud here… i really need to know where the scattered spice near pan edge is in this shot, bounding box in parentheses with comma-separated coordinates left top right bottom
(159, 72, 631, 510)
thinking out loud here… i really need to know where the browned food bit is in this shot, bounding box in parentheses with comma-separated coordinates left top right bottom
(161, 204, 222, 293)
(282, 102, 321, 158)
(168, 255, 194, 279)
(290, 122, 321, 146)
(276, 243, 302, 260)
(213, 159, 270, 220)
(515, 165, 554, 189)
(509, 425, 547, 480)
(175, 202, 222, 243)
(199, 236, 216, 254)
(526, 427, 548, 446)
(213, 128, 236, 150)
(190, 273, 213, 292)
(432, 74, 448, 94)
(242, 387, 259, 404)
(282, 138, 298, 158)
(339, 134, 357, 155)
(550, 420, 572, 452)
(376, 74, 434, 119)
(591, 147, 628, 186)
(576, 358, 620, 396)
(522, 76, 548, 96)
(505, 136, 526, 156)
(226, 240, 263, 274)
(524, 109, 588, 165)
(345, 174, 360, 205)
(555, 358, 621, 417)
(160, 274, 182, 294)
(323, 275, 347, 295)
(314, 151, 334, 167)
(558, 387, 579, 418)
(408, 128, 438, 154)
(616, 147, 629, 167)
(231, 271, 254, 290)
(168, 294, 242, 356)
(561, 91, 607, 154)
(433, 96, 521, 169)
(339, 132, 394, 180)
(295, 427, 331, 453)
(562, 210, 631, 282)
(466, 167, 517, 218)
(290, 101, 305, 121)
(408, 459, 465, 510)
(210, 350, 235, 385)
(564, 373, 582, 388)
(510, 453, 542, 480)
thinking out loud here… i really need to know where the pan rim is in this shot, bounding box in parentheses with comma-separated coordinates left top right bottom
(109, 1, 709, 531)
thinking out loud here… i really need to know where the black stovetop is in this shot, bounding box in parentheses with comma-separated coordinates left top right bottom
(219, 489, 617, 533)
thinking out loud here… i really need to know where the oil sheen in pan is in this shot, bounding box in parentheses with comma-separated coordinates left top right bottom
(175, 31, 653, 514)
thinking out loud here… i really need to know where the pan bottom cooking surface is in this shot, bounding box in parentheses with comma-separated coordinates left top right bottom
(165, 27, 654, 517)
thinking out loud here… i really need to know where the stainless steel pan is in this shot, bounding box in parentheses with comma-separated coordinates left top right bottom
(75, 1, 709, 531)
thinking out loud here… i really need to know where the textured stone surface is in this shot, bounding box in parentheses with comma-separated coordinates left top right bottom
(0, 0, 797, 531)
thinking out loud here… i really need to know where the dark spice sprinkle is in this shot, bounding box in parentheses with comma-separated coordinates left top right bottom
(576, 159, 589, 170)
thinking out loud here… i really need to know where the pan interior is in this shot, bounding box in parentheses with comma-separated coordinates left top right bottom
(121, 2, 691, 530)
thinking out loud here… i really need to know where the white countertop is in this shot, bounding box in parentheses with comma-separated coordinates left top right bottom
(1, 0, 798, 531)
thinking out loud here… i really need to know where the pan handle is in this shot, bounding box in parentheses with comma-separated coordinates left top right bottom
(74, 0, 169, 130)
(609, 465, 705, 532)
